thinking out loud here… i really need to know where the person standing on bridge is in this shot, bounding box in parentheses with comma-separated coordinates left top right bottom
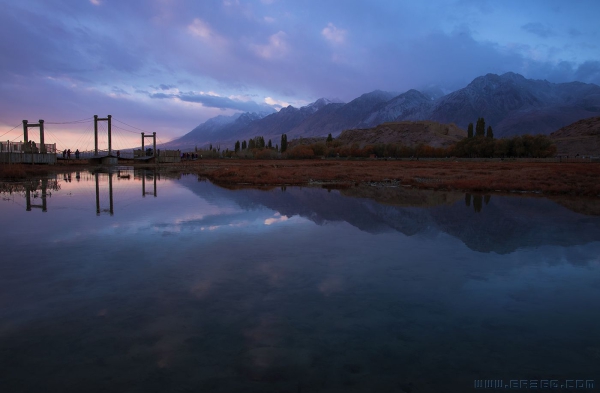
(67, 149, 71, 159)
(75, 149, 80, 159)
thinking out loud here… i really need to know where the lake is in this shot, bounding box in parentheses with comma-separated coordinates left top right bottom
(1, 168, 599, 392)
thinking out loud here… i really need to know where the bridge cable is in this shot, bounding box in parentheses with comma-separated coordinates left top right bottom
(113, 118, 149, 133)
(11, 133, 24, 142)
(112, 123, 140, 135)
(71, 121, 91, 151)
(83, 123, 95, 152)
(46, 117, 94, 125)
(44, 128, 68, 151)
(0, 123, 23, 139)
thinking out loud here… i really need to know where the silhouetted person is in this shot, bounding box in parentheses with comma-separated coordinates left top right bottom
(75, 149, 80, 159)
(67, 149, 71, 159)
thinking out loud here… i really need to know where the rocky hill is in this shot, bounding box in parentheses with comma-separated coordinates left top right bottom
(549, 116, 600, 156)
(336, 121, 466, 148)
(163, 73, 600, 151)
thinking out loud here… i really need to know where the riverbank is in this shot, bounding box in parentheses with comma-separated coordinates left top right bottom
(177, 159, 600, 197)
(0, 160, 90, 179)
(1, 159, 599, 196)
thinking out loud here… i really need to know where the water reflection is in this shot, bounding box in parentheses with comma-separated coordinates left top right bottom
(93, 168, 160, 214)
(95, 172, 113, 215)
(0, 168, 163, 216)
(25, 178, 50, 212)
(0, 177, 60, 213)
(140, 169, 158, 197)
(465, 193, 492, 213)
(192, 183, 600, 254)
(0, 174, 599, 393)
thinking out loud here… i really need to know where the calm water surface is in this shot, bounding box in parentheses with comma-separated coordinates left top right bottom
(1, 169, 599, 393)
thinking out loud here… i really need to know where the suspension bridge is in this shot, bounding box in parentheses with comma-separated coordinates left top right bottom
(0, 115, 181, 165)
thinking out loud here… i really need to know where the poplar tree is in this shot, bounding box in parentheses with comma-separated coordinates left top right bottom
(476, 118, 486, 137)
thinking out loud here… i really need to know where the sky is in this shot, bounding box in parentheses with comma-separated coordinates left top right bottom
(1, 0, 599, 150)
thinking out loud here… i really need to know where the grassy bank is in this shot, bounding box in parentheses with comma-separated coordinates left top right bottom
(0, 161, 91, 180)
(2, 159, 599, 196)
(184, 159, 600, 196)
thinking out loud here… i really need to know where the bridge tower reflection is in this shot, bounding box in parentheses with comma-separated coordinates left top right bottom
(141, 169, 157, 197)
(25, 178, 48, 212)
(95, 172, 114, 216)
(92, 169, 158, 216)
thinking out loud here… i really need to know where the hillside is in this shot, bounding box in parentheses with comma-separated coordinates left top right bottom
(549, 116, 600, 156)
(286, 90, 397, 138)
(358, 89, 432, 127)
(336, 121, 466, 148)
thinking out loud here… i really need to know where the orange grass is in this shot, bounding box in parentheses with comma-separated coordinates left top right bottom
(0, 160, 97, 180)
(0, 164, 51, 179)
(185, 159, 600, 196)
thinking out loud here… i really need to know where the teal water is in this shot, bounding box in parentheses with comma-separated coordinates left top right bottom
(1, 169, 599, 392)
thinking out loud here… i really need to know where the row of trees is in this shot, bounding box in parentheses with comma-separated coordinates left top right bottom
(203, 122, 555, 159)
(234, 136, 278, 153)
(209, 132, 328, 156)
(467, 118, 493, 139)
(452, 133, 556, 158)
(281, 134, 555, 159)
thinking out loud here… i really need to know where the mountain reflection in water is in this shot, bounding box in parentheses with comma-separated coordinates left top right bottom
(0, 170, 599, 393)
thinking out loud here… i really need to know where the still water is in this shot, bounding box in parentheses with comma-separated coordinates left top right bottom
(1, 169, 599, 393)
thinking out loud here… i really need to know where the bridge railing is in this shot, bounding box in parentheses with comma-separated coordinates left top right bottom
(58, 150, 135, 159)
(133, 149, 180, 158)
(1, 141, 57, 153)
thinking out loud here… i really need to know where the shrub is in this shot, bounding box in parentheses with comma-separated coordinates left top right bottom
(255, 149, 277, 159)
(287, 145, 315, 159)
(311, 142, 327, 157)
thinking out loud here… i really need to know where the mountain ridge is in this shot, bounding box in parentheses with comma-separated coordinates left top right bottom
(161, 73, 600, 150)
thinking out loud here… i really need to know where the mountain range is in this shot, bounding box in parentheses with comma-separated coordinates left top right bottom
(163, 72, 600, 150)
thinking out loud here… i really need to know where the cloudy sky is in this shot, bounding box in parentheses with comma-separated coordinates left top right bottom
(1, 0, 599, 149)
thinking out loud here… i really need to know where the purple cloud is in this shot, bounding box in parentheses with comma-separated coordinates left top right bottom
(1, 0, 599, 147)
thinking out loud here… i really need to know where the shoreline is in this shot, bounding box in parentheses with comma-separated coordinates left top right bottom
(1, 159, 599, 197)
(183, 159, 600, 197)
